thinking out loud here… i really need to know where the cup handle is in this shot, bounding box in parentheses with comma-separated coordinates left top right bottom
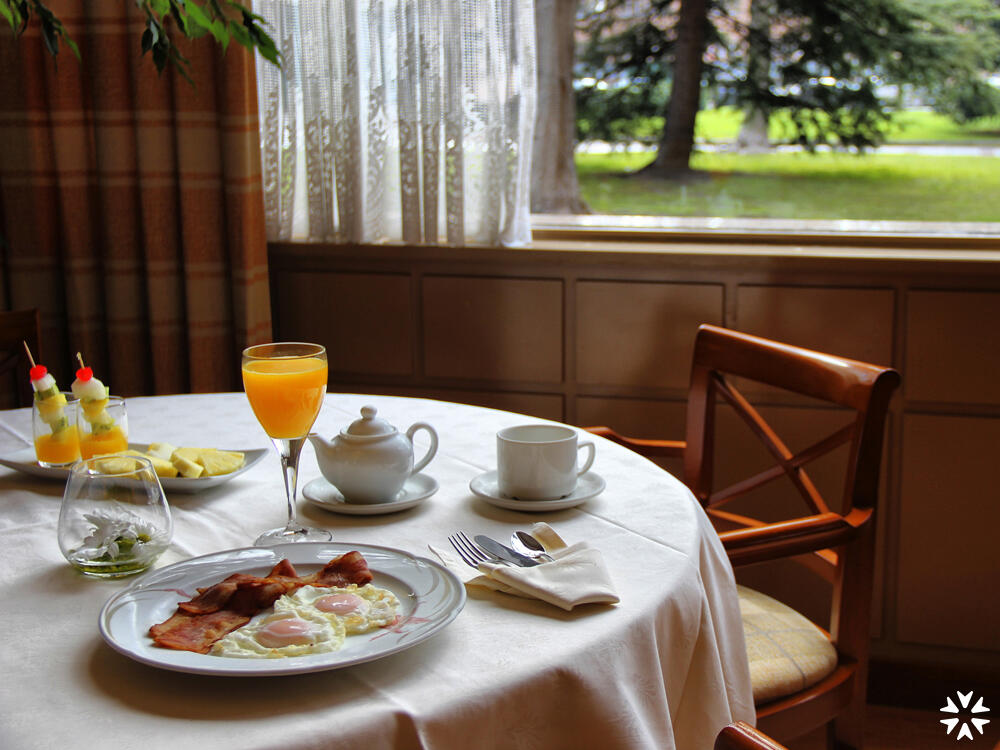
(576, 440, 595, 476)
(407, 422, 438, 475)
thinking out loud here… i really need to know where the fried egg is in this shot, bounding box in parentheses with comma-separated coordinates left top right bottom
(210, 609, 345, 658)
(209, 583, 399, 659)
(278, 584, 400, 635)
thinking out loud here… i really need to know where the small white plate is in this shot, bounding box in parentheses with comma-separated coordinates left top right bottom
(303, 473, 439, 515)
(469, 470, 606, 511)
(0, 443, 267, 494)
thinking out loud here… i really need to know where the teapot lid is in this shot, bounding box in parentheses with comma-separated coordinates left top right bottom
(342, 405, 397, 438)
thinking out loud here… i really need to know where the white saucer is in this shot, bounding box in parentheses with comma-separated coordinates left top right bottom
(468, 470, 606, 511)
(303, 473, 438, 515)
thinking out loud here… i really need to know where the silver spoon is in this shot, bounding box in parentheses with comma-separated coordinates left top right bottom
(510, 531, 554, 562)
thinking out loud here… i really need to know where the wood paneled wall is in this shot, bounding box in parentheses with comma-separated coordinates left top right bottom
(269, 239, 1000, 685)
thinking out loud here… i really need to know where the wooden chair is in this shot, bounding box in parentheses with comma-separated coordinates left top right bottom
(716, 722, 790, 750)
(588, 324, 900, 749)
(0, 308, 41, 408)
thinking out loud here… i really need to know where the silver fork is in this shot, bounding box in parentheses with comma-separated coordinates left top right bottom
(448, 531, 500, 568)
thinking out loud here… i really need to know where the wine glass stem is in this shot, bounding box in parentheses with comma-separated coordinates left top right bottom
(273, 436, 305, 531)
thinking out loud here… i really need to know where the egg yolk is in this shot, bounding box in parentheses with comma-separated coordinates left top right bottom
(255, 617, 316, 648)
(315, 593, 367, 615)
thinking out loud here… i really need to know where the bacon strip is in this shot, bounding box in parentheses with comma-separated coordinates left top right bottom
(149, 611, 251, 654)
(149, 553, 373, 654)
(304, 551, 373, 588)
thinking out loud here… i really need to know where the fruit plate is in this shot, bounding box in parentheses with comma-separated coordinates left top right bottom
(98, 542, 466, 676)
(0, 443, 267, 493)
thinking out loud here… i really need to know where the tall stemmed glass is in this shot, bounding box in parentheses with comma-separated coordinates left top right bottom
(242, 342, 330, 545)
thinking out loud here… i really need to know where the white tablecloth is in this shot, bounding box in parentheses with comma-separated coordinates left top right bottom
(0, 393, 753, 750)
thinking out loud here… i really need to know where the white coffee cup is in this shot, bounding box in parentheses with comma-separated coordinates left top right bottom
(496, 424, 596, 501)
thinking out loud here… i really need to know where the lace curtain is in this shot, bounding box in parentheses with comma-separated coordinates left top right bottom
(253, 0, 536, 247)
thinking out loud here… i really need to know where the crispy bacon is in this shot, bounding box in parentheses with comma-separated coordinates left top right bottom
(149, 611, 251, 654)
(149, 552, 373, 654)
(304, 551, 373, 588)
(177, 573, 259, 615)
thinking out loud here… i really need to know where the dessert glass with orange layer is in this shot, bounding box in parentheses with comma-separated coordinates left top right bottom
(78, 395, 128, 459)
(32, 392, 81, 467)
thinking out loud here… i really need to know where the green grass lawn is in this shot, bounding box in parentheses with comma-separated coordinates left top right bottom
(694, 106, 1000, 143)
(576, 150, 1000, 222)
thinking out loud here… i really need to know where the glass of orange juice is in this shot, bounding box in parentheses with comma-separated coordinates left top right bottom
(78, 396, 129, 460)
(32, 391, 81, 467)
(242, 342, 330, 545)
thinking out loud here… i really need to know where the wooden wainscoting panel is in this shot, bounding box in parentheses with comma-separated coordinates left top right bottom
(422, 276, 563, 383)
(574, 396, 687, 480)
(575, 280, 723, 388)
(330, 382, 564, 422)
(736, 284, 896, 367)
(905, 290, 1000, 404)
(897, 413, 1000, 651)
(273, 271, 413, 376)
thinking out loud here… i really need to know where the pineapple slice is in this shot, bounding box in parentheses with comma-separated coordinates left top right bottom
(93, 456, 142, 475)
(196, 449, 245, 476)
(146, 442, 177, 461)
(100, 449, 179, 478)
(171, 453, 205, 478)
(145, 455, 180, 478)
(172, 446, 202, 463)
(81, 398, 109, 420)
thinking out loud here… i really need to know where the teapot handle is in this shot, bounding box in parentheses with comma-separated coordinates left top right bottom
(406, 422, 438, 475)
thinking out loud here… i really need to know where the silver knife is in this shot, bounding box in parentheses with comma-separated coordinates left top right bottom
(474, 535, 541, 567)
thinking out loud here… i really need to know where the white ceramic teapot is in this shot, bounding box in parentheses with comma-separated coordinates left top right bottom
(308, 405, 438, 504)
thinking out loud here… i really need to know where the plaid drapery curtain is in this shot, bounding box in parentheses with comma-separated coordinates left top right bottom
(0, 1, 271, 396)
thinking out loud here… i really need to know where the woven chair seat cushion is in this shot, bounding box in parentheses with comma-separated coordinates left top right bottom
(738, 585, 838, 704)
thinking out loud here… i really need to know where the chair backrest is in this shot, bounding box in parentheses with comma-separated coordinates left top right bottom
(0, 308, 41, 409)
(683, 324, 900, 566)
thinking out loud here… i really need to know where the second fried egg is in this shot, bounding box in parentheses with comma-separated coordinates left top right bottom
(279, 583, 400, 635)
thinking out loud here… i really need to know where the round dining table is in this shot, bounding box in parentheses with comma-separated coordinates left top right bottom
(0, 392, 753, 750)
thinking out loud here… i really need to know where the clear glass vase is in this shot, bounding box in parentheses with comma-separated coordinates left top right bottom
(58, 456, 173, 578)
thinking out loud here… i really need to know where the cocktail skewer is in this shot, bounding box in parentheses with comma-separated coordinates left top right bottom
(72, 352, 114, 431)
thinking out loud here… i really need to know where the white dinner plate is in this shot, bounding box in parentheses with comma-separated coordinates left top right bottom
(98, 542, 466, 676)
(469, 470, 606, 511)
(303, 473, 439, 515)
(0, 443, 267, 493)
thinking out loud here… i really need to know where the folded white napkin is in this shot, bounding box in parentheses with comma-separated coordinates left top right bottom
(430, 523, 619, 611)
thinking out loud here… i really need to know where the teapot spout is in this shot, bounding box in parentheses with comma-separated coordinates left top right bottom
(307, 432, 334, 453)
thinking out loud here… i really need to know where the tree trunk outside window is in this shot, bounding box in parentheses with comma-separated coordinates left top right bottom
(736, 0, 772, 153)
(645, 0, 708, 177)
(531, 0, 589, 213)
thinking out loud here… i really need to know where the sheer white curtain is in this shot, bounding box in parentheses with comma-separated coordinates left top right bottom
(254, 0, 536, 247)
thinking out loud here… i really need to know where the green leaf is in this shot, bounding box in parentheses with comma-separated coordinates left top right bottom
(168, 1, 189, 35)
(227, 18, 251, 48)
(63, 33, 78, 59)
(152, 39, 168, 71)
(0, 5, 16, 30)
(183, 1, 212, 31)
(39, 17, 59, 56)
(240, 10, 280, 66)
(211, 20, 230, 52)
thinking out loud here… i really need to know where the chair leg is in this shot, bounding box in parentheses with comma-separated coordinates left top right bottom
(829, 691, 865, 750)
